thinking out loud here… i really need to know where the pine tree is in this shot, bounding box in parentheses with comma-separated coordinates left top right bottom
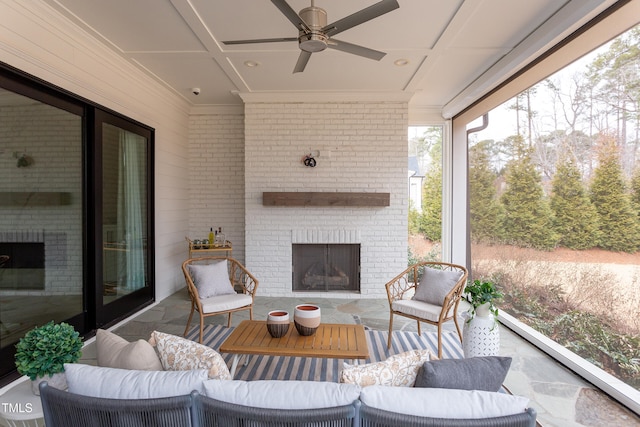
(420, 165, 442, 241)
(629, 165, 640, 213)
(550, 157, 600, 249)
(590, 134, 640, 252)
(469, 141, 503, 243)
(500, 136, 559, 250)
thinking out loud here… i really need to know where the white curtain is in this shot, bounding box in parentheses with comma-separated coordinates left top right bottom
(116, 130, 146, 291)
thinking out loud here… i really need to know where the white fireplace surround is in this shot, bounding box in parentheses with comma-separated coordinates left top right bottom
(291, 229, 361, 245)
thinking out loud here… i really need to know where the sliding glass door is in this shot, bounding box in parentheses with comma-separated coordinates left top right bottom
(0, 66, 155, 385)
(94, 110, 154, 327)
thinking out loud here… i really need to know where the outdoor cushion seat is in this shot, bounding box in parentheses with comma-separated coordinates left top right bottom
(200, 293, 253, 313)
(391, 299, 452, 322)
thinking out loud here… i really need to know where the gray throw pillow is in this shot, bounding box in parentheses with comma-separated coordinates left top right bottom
(188, 260, 235, 299)
(412, 267, 463, 306)
(414, 356, 512, 392)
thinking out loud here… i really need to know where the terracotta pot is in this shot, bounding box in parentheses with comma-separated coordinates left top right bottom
(266, 310, 290, 338)
(293, 304, 321, 336)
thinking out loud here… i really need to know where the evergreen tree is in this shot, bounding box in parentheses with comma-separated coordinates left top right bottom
(550, 157, 600, 249)
(590, 134, 640, 252)
(469, 141, 503, 243)
(500, 136, 559, 250)
(420, 164, 442, 241)
(630, 164, 640, 213)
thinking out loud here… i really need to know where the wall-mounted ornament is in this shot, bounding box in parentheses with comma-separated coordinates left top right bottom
(14, 152, 34, 168)
(302, 150, 319, 167)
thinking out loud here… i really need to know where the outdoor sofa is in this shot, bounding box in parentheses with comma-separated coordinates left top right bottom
(39, 363, 537, 427)
(38, 328, 536, 426)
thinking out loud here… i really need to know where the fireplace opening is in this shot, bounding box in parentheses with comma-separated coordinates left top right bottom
(0, 242, 45, 290)
(292, 244, 360, 292)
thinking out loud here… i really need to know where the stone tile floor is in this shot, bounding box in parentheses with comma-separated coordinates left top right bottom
(81, 288, 640, 427)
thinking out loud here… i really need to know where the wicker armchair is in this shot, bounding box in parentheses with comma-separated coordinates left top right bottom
(385, 261, 468, 358)
(182, 257, 258, 343)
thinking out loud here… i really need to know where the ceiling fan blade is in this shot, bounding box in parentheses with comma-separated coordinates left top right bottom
(322, 0, 399, 37)
(222, 37, 297, 45)
(293, 51, 312, 73)
(327, 39, 386, 61)
(271, 0, 310, 33)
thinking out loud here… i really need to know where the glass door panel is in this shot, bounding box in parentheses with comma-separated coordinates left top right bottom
(95, 110, 153, 326)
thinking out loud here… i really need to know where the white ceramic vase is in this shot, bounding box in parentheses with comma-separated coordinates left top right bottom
(31, 372, 67, 395)
(462, 303, 500, 358)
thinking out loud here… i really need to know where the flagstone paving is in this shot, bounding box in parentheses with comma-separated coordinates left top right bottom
(80, 288, 639, 427)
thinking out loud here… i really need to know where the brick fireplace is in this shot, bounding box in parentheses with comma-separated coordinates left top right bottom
(241, 96, 409, 299)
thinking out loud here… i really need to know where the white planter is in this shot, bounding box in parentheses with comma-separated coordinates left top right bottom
(31, 372, 67, 395)
(462, 304, 500, 358)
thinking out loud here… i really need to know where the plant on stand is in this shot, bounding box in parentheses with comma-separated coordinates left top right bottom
(15, 321, 83, 395)
(464, 279, 504, 321)
(462, 279, 504, 358)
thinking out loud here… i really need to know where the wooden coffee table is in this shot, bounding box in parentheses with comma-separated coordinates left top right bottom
(219, 320, 369, 377)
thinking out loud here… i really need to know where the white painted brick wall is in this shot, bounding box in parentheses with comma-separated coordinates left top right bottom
(244, 101, 408, 298)
(188, 110, 246, 262)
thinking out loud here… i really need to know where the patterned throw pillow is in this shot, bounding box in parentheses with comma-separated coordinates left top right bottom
(339, 349, 433, 387)
(149, 330, 231, 380)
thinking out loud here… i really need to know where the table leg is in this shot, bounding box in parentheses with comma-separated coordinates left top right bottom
(229, 355, 240, 378)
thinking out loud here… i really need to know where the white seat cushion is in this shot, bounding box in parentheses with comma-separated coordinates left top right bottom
(360, 386, 530, 419)
(200, 293, 253, 313)
(392, 299, 450, 321)
(203, 380, 361, 410)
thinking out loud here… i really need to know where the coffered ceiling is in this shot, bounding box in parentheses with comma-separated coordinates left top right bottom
(43, 0, 617, 115)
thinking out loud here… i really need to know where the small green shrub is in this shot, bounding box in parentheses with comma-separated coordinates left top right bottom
(15, 321, 83, 380)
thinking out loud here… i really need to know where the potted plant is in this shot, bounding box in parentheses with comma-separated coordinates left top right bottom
(462, 279, 504, 358)
(15, 321, 83, 394)
(463, 279, 504, 320)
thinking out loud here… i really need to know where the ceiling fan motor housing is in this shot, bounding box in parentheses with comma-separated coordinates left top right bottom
(298, 6, 328, 52)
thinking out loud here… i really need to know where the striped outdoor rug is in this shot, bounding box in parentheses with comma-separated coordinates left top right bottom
(186, 325, 463, 382)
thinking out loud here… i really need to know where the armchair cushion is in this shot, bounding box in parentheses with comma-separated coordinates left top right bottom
(413, 267, 463, 306)
(339, 349, 433, 387)
(414, 356, 512, 392)
(188, 260, 235, 298)
(149, 331, 231, 380)
(64, 363, 208, 399)
(95, 329, 163, 371)
(202, 380, 361, 410)
(391, 299, 445, 322)
(360, 385, 530, 419)
(200, 293, 253, 312)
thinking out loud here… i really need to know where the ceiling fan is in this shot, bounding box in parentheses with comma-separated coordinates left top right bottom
(222, 0, 400, 73)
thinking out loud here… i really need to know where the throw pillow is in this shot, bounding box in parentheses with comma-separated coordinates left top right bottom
(412, 267, 462, 306)
(202, 380, 361, 410)
(149, 330, 231, 380)
(360, 385, 530, 419)
(187, 260, 235, 299)
(95, 329, 163, 371)
(414, 356, 512, 392)
(64, 363, 208, 399)
(339, 349, 433, 387)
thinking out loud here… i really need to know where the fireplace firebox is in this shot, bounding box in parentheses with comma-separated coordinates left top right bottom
(292, 244, 360, 292)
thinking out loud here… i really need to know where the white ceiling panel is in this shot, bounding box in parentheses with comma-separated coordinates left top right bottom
(45, 0, 611, 112)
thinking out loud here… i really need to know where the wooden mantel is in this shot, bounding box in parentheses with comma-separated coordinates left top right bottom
(263, 192, 390, 207)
